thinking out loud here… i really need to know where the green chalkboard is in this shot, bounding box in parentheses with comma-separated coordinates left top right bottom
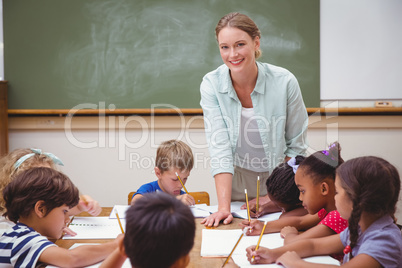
(4, 0, 319, 110)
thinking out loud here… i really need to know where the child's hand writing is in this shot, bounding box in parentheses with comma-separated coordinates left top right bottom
(78, 195, 102, 216)
(239, 219, 264, 236)
(176, 194, 195, 206)
(246, 245, 277, 264)
(240, 195, 270, 210)
(222, 258, 240, 268)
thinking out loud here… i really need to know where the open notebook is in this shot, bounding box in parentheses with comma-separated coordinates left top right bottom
(109, 201, 281, 221)
(201, 229, 340, 267)
(109, 204, 211, 219)
(63, 217, 125, 240)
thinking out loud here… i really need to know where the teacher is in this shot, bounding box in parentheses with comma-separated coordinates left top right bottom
(200, 12, 308, 227)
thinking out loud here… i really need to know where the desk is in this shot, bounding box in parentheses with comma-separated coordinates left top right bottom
(56, 207, 242, 268)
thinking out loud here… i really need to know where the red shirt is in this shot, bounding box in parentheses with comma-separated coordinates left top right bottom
(318, 209, 348, 234)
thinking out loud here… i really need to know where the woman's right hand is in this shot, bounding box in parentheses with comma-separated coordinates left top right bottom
(201, 210, 233, 227)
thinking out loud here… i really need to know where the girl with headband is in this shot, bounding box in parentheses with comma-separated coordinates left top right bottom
(0, 148, 101, 236)
(241, 142, 348, 261)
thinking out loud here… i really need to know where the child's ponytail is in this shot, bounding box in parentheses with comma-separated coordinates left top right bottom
(336, 156, 401, 260)
(298, 142, 344, 185)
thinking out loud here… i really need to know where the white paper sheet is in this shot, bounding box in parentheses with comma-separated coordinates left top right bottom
(201, 229, 340, 267)
(63, 217, 125, 239)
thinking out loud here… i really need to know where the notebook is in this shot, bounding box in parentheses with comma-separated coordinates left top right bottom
(63, 217, 125, 239)
(109, 204, 210, 219)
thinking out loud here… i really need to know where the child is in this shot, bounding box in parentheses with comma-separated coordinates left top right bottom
(252, 155, 307, 218)
(0, 167, 121, 267)
(241, 143, 348, 244)
(100, 191, 196, 268)
(246, 156, 402, 267)
(0, 148, 101, 236)
(131, 140, 195, 206)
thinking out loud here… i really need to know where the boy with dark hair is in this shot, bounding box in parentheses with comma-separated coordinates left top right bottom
(100, 192, 196, 268)
(0, 167, 121, 267)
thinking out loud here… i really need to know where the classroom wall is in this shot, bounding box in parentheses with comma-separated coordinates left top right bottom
(3, 0, 402, 224)
(8, 115, 402, 224)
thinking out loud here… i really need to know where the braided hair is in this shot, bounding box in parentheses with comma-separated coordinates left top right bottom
(266, 155, 305, 208)
(336, 156, 400, 259)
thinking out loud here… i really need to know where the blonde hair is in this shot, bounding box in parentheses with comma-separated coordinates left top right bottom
(215, 12, 262, 59)
(155, 140, 194, 173)
(0, 148, 58, 213)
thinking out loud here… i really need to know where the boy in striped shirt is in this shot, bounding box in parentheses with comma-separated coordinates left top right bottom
(0, 167, 121, 267)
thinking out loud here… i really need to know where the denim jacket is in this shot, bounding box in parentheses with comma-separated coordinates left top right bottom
(200, 62, 308, 177)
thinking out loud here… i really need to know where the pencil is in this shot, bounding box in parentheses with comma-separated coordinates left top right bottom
(251, 221, 268, 262)
(245, 189, 251, 222)
(116, 212, 125, 234)
(222, 229, 246, 267)
(256, 176, 260, 215)
(175, 172, 189, 194)
(67, 216, 75, 228)
(62, 216, 75, 239)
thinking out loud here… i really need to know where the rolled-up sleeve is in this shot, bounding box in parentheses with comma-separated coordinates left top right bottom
(284, 72, 308, 157)
(200, 75, 234, 177)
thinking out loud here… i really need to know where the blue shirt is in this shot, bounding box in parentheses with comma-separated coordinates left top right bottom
(134, 180, 185, 197)
(340, 215, 402, 267)
(0, 223, 55, 267)
(200, 62, 308, 177)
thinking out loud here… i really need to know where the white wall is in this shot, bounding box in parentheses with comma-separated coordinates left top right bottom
(320, 0, 402, 106)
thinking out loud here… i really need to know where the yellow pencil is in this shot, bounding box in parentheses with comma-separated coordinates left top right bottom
(67, 216, 75, 228)
(222, 229, 246, 267)
(256, 176, 260, 215)
(251, 221, 268, 262)
(245, 189, 251, 222)
(116, 212, 125, 234)
(175, 172, 189, 194)
(62, 216, 75, 239)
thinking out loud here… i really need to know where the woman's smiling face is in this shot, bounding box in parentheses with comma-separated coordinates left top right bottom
(217, 27, 259, 74)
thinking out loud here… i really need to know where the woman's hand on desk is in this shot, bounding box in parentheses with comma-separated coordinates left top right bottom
(201, 210, 233, 227)
(239, 219, 264, 236)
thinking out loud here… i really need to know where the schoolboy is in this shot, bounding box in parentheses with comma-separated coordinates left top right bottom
(0, 167, 121, 267)
(131, 139, 195, 206)
(100, 192, 196, 268)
